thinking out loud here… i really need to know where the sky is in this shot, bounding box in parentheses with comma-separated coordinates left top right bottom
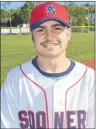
(1, 2, 25, 9)
(1, 1, 95, 10)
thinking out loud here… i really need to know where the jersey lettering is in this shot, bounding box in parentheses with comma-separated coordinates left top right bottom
(67, 111, 76, 128)
(54, 112, 64, 128)
(77, 110, 86, 128)
(18, 110, 29, 128)
(28, 110, 35, 128)
(18, 110, 86, 128)
(36, 111, 46, 128)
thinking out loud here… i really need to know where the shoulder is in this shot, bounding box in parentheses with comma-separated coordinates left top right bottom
(74, 60, 94, 75)
(72, 61, 94, 90)
(1, 65, 20, 96)
(2, 59, 33, 84)
(1, 59, 34, 94)
(70, 60, 94, 82)
(4, 65, 20, 82)
(73, 61, 94, 85)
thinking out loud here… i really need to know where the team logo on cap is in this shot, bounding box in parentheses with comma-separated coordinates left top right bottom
(45, 4, 56, 16)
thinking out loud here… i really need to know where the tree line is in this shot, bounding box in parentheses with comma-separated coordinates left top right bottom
(1, 2, 95, 27)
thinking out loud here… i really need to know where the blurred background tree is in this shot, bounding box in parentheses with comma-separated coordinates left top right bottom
(1, 2, 95, 27)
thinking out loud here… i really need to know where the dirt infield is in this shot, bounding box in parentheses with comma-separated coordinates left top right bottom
(82, 59, 96, 70)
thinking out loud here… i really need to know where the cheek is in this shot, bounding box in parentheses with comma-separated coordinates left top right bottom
(59, 33, 68, 43)
(34, 34, 44, 44)
(34, 37, 42, 49)
(58, 33, 69, 49)
(32, 32, 40, 43)
(33, 35, 38, 43)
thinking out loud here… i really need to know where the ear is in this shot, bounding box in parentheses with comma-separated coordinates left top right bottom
(67, 28, 72, 41)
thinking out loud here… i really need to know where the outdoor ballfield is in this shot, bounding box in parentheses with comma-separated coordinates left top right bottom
(1, 32, 94, 86)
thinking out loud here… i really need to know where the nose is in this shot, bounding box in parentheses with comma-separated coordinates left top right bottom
(45, 30, 55, 42)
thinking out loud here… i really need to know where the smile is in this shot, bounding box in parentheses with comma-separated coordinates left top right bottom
(42, 42, 59, 45)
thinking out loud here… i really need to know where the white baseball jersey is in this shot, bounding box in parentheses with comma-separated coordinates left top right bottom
(1, 57, 95, 128)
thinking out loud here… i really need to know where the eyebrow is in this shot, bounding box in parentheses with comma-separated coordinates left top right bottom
(36, 26, 45, 29)
(37, 23, 65, 29)
(52, 23, 65, 27)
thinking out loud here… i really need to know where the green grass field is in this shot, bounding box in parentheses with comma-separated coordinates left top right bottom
(1, 32, 94, 85)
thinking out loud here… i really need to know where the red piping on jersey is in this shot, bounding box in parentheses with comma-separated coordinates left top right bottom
(64, 66, 87, 128)
(20, 64, 49, 129)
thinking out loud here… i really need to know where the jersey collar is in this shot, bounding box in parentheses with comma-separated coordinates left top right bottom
(32, 56, 75, 78)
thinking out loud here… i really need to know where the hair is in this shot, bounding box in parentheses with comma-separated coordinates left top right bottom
(31, 32, 34, 42)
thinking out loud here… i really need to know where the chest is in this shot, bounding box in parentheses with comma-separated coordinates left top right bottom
(18, 77, 89, 128)
(18, 79, 88, 128)
(18, 77, 88, 111)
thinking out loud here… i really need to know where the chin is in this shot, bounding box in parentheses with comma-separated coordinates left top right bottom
(41, 52, 62, 58)
(38, 49, 64, 57)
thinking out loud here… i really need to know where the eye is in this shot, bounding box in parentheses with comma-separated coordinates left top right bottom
(36, 28, 44, 32)
(55, 27, 62, 30)
(54, 26, 64, 30)
(35, 26, 44, 32)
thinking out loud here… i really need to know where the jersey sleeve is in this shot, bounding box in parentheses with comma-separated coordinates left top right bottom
(87, 68, 95, 128)
(1, 67, 20, 128)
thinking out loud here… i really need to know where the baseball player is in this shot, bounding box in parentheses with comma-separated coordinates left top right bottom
(1, 2, 95, 128)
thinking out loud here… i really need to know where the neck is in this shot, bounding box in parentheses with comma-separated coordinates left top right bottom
(37, 53, 71, 73)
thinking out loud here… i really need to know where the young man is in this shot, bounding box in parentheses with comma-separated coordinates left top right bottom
(1, 2, 95, 128)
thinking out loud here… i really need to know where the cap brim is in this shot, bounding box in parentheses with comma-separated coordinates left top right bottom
(30, 18, 70, 30)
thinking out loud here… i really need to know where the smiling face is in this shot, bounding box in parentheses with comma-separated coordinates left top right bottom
(32, 20, 71, 58)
